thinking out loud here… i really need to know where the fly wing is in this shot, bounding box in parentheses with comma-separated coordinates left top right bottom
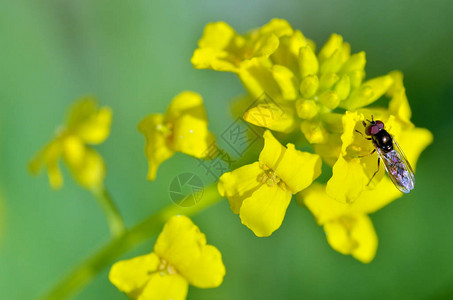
(376, 140, 415, 193)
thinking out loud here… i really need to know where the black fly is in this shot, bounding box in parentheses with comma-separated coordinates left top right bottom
(356, 116, 415, 193)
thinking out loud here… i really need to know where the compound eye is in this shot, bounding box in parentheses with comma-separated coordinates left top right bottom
(375, 120, 384, 130)
(365, 126, 372, 136)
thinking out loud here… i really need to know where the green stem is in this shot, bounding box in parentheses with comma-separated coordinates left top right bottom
(92, 187, 126, 237)
(40, 184, 222, 300)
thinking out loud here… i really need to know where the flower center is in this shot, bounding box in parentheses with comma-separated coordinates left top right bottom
(157, 122, 174, 140)
(260, 165, 286, 190)
(157, 258, 177, 276)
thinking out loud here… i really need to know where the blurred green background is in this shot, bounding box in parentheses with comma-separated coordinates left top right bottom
(1, 0, 452, 299)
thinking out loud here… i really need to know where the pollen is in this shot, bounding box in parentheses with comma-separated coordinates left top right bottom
(156, 123, 173, 139)
(158, 258, 177, 276)
(261, 167, 282, 187)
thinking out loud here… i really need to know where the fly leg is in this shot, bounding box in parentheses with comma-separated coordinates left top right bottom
(358, 148, 376, 158)
(355, 130, 372, 140)
(367, 157, 380, 186)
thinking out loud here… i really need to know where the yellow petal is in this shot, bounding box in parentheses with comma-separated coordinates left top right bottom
(259, 130, 285, 171)
(172, 115, 216, 158)
(165, 91, 206, 123)
(154, 216, 225, 288)
(109, 253, 160, 295)
(326, 155, 369, 203)
(198, 21, 237, 50)
(348, 177, 402, 215)
(339, 111, 363, 155)
(69, 147, 105, 190)
(342, 75, 393, 110)
(301, 183, 349, 225)
(389, 87, 412, 125)
(47, 159, 64, 189)
(181, 244, 226, 288)
(191, 48, 239, 73)
(138, 114, 174, 181)
(191, 21, 241, 72)
(66, 97, 112, 144)
(239, 184, 291, 237)
(386, 70, 404, 97)
(243, 103, 295, 133)
(29, 139, 64, 189)
(165, 91, 215, 158)
(275, 144, 322, 194)
(300, 120, 328, 144)
(324, 214, 377, 263)
(258, 18, 293, 37)
(62, 135, 86, 167)
(218, 162, 263, 214)
(301, 181, 400, 226)
(313, 133, 342, 166)
(140, 273, 188, 300)
(239, 57, 281, 100)
(301, 184, 380, 263)
(298, 46, 319, 78)
(272, 65, 298, 100)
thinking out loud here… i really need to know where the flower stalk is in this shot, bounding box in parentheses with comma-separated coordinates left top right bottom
(91, 187, 126, 238)
(39, 184, 222, 300)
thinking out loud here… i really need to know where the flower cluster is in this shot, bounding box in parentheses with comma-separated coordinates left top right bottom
(29, 98, 111, 190)
(109, 215, 225, 300)
(30, 18, 434, 300)
(192, 19, 433, 262)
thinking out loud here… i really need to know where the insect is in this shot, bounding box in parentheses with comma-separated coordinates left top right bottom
(355, 116, 415, 193)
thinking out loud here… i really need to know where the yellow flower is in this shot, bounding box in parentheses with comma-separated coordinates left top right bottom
(299, 180, 401, 263)
(325, 86, 433, 203)
(138, 91, 216, 181)
(236, 32, 372, 144)
(191, 19, 294, 73)
(29, 98, 111, 190)
(109, 215, 225, 300)
(218, 130, 321, 237)
(301, 114, 432, 262)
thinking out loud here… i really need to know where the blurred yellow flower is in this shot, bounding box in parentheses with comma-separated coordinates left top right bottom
(218, 130, 321, 237)
(191, 19, 294, 73)
(29, 98, 111, 190)
(109, 215, 225, 300)
(138, 91, 216, 181)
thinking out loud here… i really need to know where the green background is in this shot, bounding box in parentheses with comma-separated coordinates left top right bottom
(1, 0, 452, 299)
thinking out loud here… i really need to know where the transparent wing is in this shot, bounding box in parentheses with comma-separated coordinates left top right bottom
(376, 139, 415, 193)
